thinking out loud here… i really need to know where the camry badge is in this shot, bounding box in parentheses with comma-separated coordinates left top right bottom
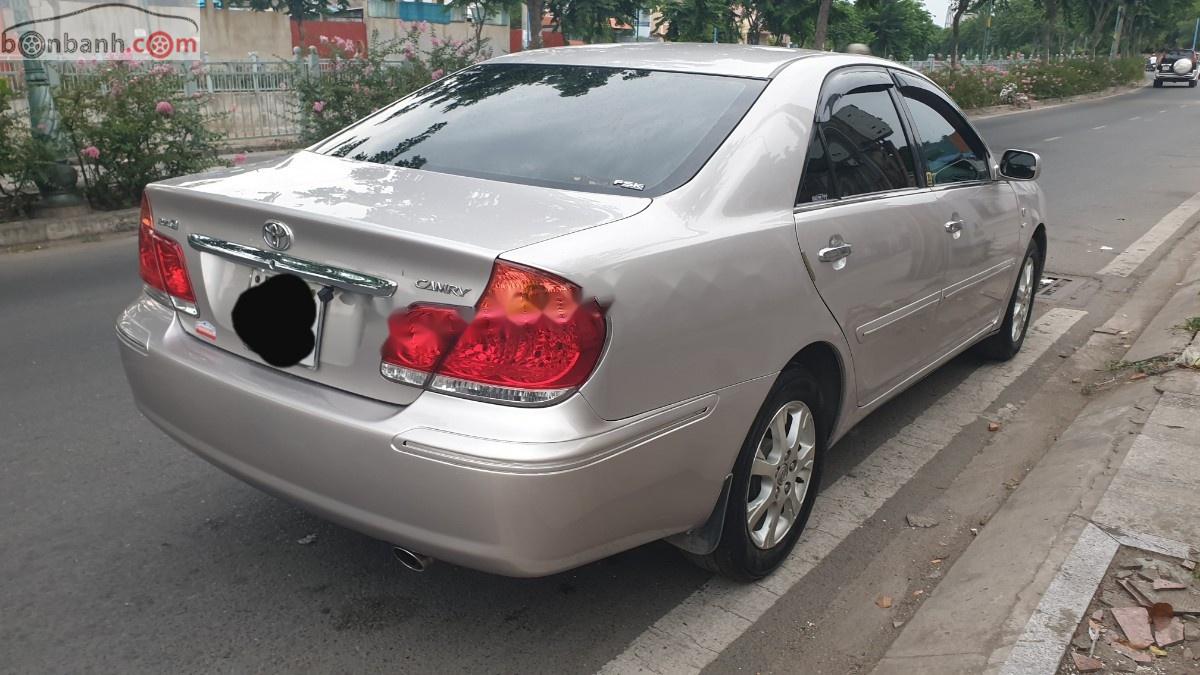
(262, 221, 293, 251)
(416, 279, 471, 297)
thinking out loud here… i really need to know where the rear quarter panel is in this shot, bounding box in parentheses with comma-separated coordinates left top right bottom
(504, 60, 856, 431)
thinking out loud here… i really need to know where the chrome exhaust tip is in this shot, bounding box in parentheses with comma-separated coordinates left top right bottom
(392, 546, 433, 572)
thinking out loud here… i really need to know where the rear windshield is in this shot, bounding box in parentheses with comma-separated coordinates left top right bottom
(312, 63, 766, 197)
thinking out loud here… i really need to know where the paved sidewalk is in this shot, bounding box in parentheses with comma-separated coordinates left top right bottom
(874, 235, 1200, 674)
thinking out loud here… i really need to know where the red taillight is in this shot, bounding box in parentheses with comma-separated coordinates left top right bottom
(380, 261, 607, 405)
(153, 234, 195, 302)
(380, 305, 467, 385)
(138, 222, 164, 291)
(138, 194, 196, 309)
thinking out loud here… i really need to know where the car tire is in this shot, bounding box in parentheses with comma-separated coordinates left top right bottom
(685, 367, 825, 581)
(1154, 79, 1163, 88)
(976, 240, 1043, 361)
(1190, 80, 1197, 88)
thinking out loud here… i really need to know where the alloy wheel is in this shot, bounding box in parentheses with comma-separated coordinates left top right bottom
(1010, 257, 1035, 343)
(746, 401, 817, 549)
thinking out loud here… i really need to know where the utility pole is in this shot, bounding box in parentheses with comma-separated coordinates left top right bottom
(1192, 17, 1199, 52)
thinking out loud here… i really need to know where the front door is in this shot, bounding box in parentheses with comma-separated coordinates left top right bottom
(793, 68, 950, 406)
(892, 72, 1023, 348)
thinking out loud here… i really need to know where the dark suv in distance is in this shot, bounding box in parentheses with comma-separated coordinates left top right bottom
(1154, 48, 1199, 87)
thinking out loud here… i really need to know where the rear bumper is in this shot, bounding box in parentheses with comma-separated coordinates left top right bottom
(117, 295, 770, 576)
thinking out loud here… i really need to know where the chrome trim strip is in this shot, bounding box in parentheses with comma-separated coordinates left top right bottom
(187, 234, 397, 298)
(856, 290, 941, 342)
(793, 187, 928, 214)
(942, 258, 1016, 300)
(392, 398, 715, 475)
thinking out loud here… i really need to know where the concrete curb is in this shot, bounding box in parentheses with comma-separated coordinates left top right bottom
(872, 209, 1200, 675)
(0, 207, 138, 249)
(1122, 251, 1200, 364)
(1000, 387, 1200, 674)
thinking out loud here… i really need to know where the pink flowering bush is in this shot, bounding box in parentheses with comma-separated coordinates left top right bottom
(291, 27, 486, 143)
(0, 82, 55, 218)
(926, 57, 1143, 110)
(54, 60, 223, 208)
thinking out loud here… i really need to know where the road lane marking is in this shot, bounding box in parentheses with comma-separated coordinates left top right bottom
(599, 308, 1088, 675)
(1099, 190, 1200, 277)
(1130, 116, 1142, 120)
(1092, 125, 1107, 130)
(1042, 136, 1062, 142)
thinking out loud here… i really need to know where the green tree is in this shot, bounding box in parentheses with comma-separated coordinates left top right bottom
(860, 0, 939, 60)
(949, 0, 990, 66)
(655, 0, 738, 42)
(448, 0, 521, 51)
(546, 0, 643, 43)
(828, 1, 875, 48)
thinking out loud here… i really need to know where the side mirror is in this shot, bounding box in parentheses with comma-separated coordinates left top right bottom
(1000, 149, 1040, 181)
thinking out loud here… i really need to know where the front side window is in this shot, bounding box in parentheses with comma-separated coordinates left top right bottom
(896, 74, 990, 186)
(817, 86, 917, 199)
(311, 63, 766, 197)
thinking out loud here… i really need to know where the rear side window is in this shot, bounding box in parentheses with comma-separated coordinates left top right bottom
(895, 73, 990, 185)
(796, 133, 834, 205)
(312, 63, 766, 197)
(817, 87, 917, 199)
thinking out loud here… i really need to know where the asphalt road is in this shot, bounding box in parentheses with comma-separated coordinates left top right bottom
(3, 80, 1199, 674)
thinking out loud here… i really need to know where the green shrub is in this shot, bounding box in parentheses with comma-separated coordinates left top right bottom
(0, 83, 54, 218)
(291, 26, 486, 144)
(926, 57, 1145, 110)
(54, 60, 224, 209)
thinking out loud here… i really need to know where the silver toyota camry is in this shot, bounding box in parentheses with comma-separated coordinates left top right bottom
(117, 43, 1046, 579)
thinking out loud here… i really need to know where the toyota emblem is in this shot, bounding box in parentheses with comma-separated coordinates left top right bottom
(262, 221, 293, 251)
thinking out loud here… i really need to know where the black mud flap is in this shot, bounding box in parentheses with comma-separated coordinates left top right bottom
(664, 473, 733, 555)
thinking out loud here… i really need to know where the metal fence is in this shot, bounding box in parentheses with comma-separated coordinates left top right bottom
(899, 58, 1034, 72)
(1, 55, 366, 144)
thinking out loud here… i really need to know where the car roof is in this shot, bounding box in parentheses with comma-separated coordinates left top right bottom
(487, 42, 831, 79)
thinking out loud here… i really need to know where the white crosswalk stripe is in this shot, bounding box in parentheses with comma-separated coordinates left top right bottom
(599, 308, 1087, 675)
(1100, 191, 1200, 277)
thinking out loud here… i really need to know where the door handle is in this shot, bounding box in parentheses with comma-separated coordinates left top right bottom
(944, 219, 964, 234)
(818, 237, 853, 263)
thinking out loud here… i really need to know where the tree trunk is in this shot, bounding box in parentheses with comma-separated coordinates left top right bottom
(745, 10, 761, 45)
(812, 0, 832, 52)
(526, 0, 544, 49)
(951, 5, 968, 68)
(1042, 0, 1057, 63)
(1090, 1, 1114, 56)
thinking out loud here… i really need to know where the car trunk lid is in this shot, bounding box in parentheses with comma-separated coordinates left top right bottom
(146, 151, 650, 404)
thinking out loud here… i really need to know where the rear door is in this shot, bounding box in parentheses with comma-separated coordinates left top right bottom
(892, 71, 1022, 351)
(793, 67, 950, 406)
